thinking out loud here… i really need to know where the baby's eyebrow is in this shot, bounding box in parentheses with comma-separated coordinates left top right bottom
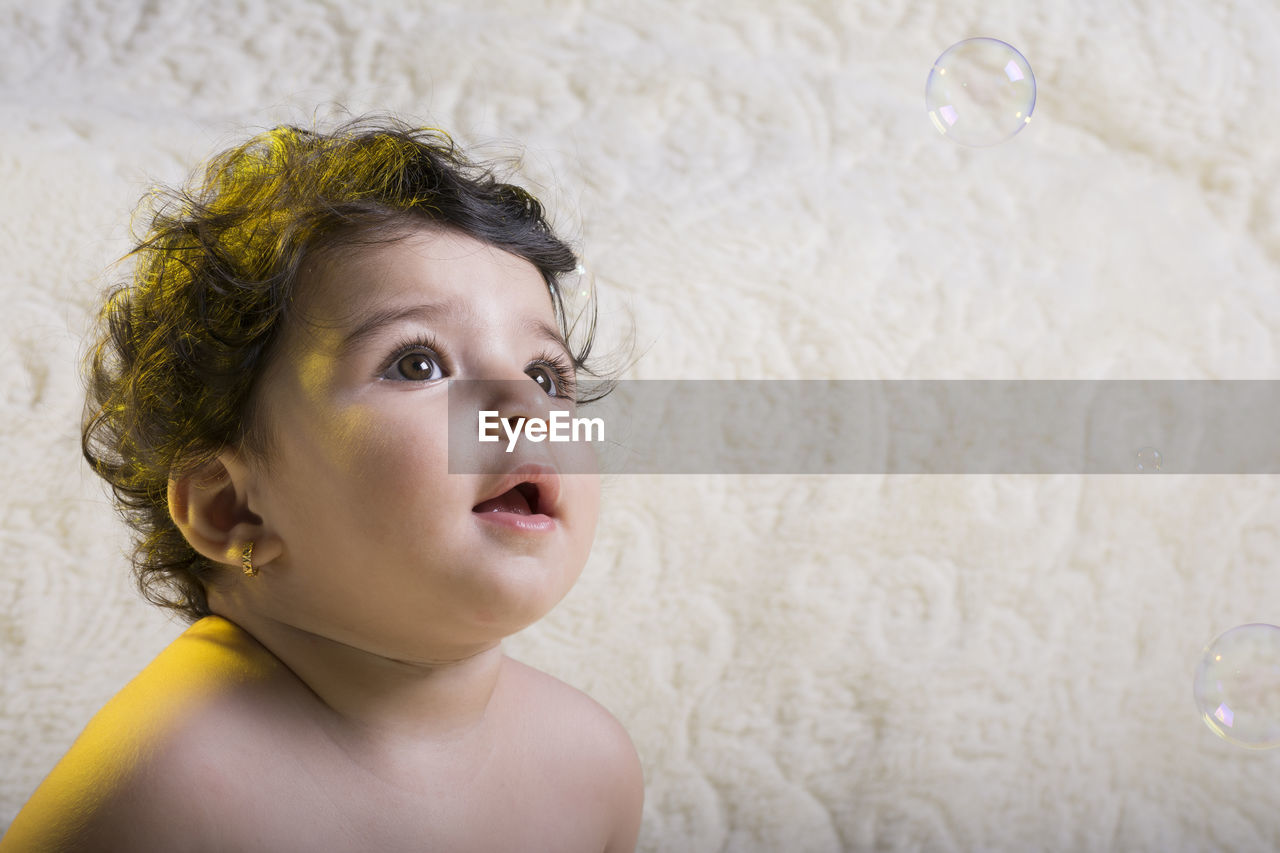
(337, 301, 457, 354)
(335, 300, 570, 359)
(525, 318, 572, 360)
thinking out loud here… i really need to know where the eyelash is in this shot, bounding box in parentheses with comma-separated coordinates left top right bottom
(529, 348, 580, 399)
(382, 334, 579, 399)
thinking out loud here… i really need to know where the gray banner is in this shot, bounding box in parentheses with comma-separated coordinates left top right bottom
(447, 380, 1280, 474)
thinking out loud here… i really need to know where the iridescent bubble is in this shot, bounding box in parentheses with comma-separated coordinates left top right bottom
(1135, 447, 1162, 473)
(925, 38, 1036, 147)
(1193, 623, 1280, 749)
(570, 263, 589, 298)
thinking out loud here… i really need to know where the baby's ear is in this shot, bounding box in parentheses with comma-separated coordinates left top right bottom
(167, 453, 274, 569)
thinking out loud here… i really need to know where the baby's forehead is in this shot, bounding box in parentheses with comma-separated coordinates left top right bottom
(288, 230, 558, 338)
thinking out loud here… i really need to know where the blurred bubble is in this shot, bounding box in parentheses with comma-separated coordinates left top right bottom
(1135, 447, 1163, 472)
(1193, 623, 1280, 749)
(925, 38, 1036, 147)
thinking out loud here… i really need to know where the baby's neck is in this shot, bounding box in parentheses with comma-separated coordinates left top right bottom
(203, 609, 508, 776)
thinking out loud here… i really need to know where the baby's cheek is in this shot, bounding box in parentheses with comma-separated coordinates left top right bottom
(343, 407, 449, 475)
(567, 473, 602, 554)
(353, 454, 450, 524)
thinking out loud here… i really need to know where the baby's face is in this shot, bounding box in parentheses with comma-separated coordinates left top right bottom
(239, 228, 599, 659)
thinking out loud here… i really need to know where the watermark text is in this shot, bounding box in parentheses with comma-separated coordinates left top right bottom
(478, 410, 605, 453)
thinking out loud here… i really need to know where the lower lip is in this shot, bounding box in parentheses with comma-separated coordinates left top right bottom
(473, 511, 556, 533)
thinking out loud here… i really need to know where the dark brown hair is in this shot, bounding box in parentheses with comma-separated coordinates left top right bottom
(82, 115, 609, 623)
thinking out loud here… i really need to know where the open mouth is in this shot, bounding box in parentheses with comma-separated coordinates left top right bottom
(471, 465, 560, 529)
(473, 482, 542, 516)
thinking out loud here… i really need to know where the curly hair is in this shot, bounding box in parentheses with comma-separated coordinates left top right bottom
(82, 115, 608, 624)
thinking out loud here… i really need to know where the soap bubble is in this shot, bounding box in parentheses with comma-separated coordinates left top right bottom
(925, 38, 1036, 147)
(1192, 623, 1280, 749)
(1135, 447, 1162, 472)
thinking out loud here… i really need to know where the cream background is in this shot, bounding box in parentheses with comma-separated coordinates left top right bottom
(3, 1, 1280, 850)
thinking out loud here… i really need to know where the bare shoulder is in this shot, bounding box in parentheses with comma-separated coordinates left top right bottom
(1, 616, 297, 853)
(501, 657, 645, 852)
(501, 656, 642, 769)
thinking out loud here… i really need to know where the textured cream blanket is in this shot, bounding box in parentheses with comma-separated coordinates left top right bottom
(3, 1, 1279, 849)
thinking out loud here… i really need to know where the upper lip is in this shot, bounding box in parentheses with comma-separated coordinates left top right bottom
(472, 463, 562, 518)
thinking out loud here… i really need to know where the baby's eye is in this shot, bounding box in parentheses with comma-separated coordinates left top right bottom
(527, 363, 563, 397)
(385, 351, 445, 382)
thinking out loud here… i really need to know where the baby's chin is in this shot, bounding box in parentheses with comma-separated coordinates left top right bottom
(463, 570, 585, 634)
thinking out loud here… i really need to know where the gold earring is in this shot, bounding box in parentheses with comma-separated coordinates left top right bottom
(241, 541, 258, 577)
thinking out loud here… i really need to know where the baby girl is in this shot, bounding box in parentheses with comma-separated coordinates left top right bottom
(2, 116, 643, 852)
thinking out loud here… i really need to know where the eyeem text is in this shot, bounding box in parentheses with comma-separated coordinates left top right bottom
(478, 410, 605, 453)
